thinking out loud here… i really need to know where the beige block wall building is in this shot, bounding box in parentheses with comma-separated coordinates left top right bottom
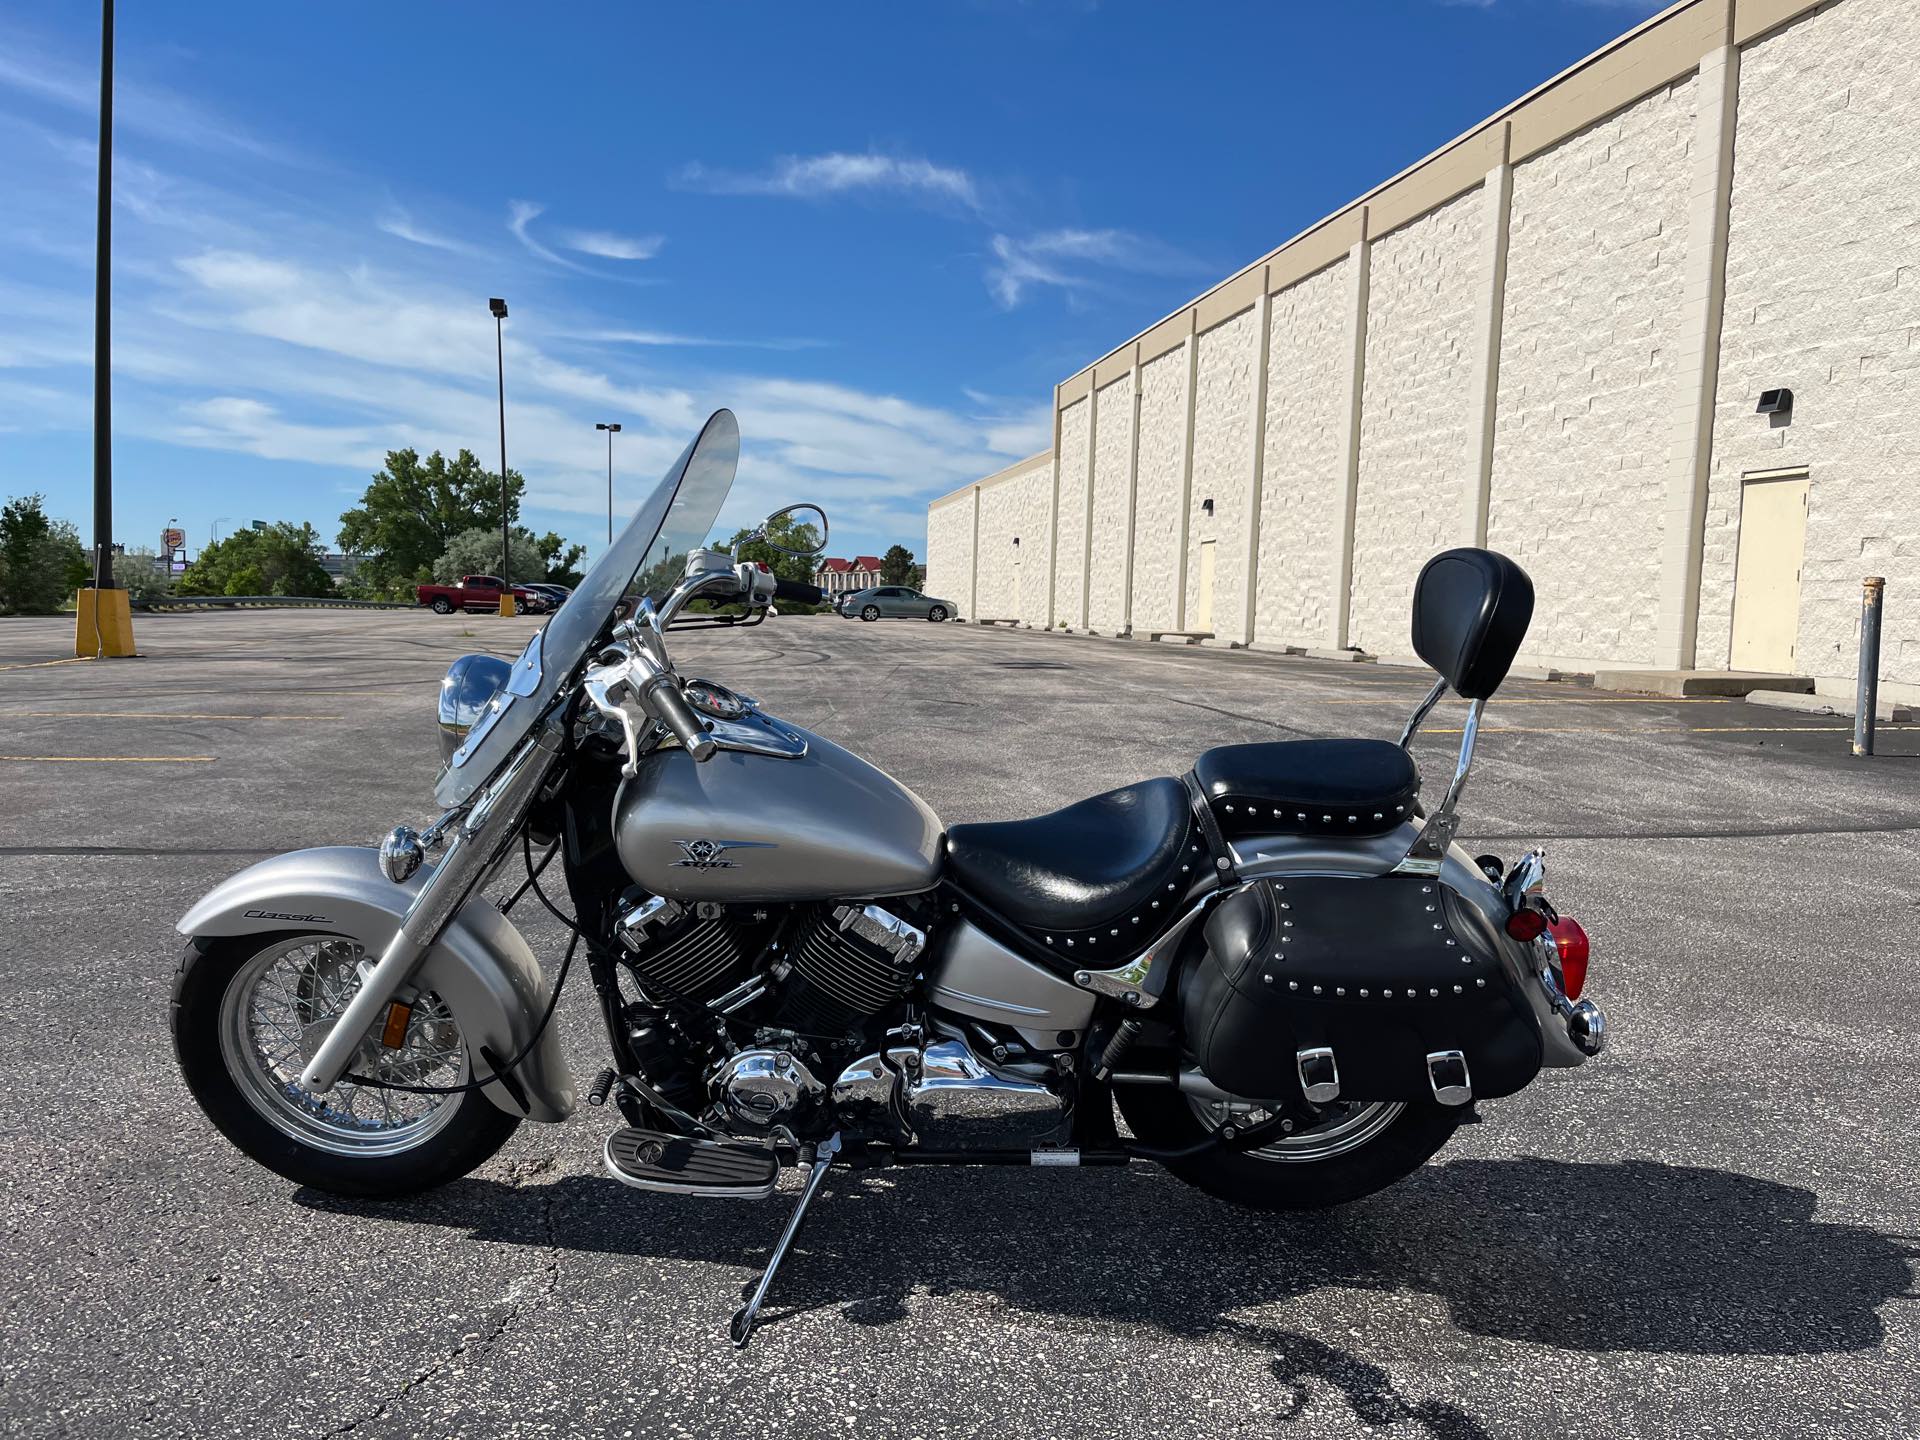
(928, 0, 1920, 702)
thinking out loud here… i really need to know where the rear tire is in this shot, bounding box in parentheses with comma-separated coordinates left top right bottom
(430, 597, 454, 615)
(928, 606, 948, 622)
(1115, 1084, 1460, 1211)
(172, 934, 519, 1198)
(861, 605, 880, 622)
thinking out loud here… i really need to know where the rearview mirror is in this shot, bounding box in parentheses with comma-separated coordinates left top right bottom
(744, 503, 829, 558)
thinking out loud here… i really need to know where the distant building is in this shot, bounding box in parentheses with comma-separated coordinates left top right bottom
(814, 555, 885, 597)
(319, 553, 362, 581)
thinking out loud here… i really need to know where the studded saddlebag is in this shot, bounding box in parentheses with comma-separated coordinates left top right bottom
(1182, 875, 1543, 1103)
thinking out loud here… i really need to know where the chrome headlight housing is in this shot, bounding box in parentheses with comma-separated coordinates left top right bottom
(437, 653, 513, 765)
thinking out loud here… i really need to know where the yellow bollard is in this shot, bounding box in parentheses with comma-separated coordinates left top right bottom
(73, 588, 138, 658)
(498, 592, 516, 618)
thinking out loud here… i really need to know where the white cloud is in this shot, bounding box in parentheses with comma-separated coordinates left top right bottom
(676, 151, 981, 212)
(986, 228, 1203, 308)
(561, 229, 665, 261)
(506, 199, 582, 271)
(582, 329, 828, 352)
(377, 209, 475, 254)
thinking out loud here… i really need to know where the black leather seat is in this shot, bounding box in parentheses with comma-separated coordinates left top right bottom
(944, 777, 1199, 941)
(1191, 739, 1419, 838)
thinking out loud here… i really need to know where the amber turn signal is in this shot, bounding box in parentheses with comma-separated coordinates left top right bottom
(380, 999, 413, 1050)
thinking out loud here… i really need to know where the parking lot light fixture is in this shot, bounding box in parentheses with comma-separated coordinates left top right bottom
(596, 422, 622, 544)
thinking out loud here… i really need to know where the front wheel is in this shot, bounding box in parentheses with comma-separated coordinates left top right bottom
(171, 933, 519, 1197)
(861, 605, 880, 622)
(928, 606, 948, 623)
(1115, 1084, 1460, 1211)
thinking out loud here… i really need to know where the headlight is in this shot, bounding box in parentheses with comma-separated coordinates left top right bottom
(437, 653, 513, 764)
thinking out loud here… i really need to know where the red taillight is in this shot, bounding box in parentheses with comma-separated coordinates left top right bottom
(1549, 915, 1590, 1000)
(1504, 908, 1547, 942)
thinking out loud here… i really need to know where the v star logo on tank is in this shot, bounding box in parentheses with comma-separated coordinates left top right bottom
(671, 838, 778, 870)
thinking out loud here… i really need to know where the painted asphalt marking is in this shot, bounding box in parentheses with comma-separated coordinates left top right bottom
(1428, 724, 1919, 736)
(0, 656, 97, 672)
(0, 754, 217, 763)
(0, 711, 344, 721)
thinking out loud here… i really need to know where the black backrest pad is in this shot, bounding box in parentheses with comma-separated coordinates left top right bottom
(1409, 548, 1534, 700)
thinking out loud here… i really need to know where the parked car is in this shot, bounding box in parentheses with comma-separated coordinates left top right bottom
(838, 585, 954, 622)
(415, 575, 551, 615)
(522, 583, 572, 610)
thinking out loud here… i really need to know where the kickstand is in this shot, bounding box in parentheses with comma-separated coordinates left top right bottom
(728, 1133, 841, 1348)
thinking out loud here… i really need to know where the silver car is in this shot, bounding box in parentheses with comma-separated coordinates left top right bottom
(838, 585, 954, 622)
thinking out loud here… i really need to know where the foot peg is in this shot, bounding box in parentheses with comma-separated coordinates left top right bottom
(604, 1127, 778, 1198)
(1426, 1050, 1473, 1106)
(1296, 1047, 1340, 1104)
(730, 1133, 841, 1349)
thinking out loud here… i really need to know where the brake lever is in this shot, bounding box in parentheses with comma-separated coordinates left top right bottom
(582, 672, 647, 779)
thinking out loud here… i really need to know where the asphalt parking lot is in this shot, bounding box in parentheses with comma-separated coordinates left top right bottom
(3, 607, 1918, 1439)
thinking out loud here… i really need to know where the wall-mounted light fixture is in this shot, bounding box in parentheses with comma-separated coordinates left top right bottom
(1756, 388, 1793, 418)
(1202, 497, 1215, 517)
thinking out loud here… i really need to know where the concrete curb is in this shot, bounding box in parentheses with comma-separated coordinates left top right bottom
(1744, 689, 1912, 723)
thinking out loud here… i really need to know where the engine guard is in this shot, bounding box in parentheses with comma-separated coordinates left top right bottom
(176, 846, 576, 1123)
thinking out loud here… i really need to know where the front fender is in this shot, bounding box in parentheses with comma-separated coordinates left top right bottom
(177, 846, 575, 1123)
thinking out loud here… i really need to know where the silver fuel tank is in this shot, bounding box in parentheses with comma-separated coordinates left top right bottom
(614, 714, 943, 902)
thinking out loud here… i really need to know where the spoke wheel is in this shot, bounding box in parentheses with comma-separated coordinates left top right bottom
(217, 935, 467, 1157)
(1184, 1095, 1405, 1164)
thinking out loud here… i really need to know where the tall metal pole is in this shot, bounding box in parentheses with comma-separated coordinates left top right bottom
(92, 0, 114, 592)
(606, 427, 614, 544)
(1853, 576, 1885, 758)
(495, 313, 509, 592)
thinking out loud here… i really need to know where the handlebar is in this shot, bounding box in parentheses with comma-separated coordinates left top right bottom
(636, 670, 718, 762)
(773, 576, 827, 606)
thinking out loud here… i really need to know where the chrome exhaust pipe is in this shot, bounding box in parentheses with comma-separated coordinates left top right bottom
(1567, 999, 1607, 1057)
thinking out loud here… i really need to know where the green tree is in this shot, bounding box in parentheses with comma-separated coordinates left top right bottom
(116, 546, 173, 605)
(880, 544, 916, 587)
(338, 449, 524, 592)
(177, 522, 335, 598)
(0, 494, 88, 615)
(536, 531, 588, 586)
(722, 512, 823, 588)
(433, 527, 549, 586)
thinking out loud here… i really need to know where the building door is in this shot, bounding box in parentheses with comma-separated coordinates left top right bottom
(1729, 469, 1810, 673)
(1196, 540, 1217, 634)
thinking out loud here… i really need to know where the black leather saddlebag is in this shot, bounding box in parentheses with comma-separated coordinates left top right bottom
(1183, 875, 1542, 1103)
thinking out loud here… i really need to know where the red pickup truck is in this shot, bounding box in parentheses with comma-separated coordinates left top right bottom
(416, 575, 549, 615)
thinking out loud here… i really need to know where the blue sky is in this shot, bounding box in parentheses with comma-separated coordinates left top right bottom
(0, 0, 1665, 567)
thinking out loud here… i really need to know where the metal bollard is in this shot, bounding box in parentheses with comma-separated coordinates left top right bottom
(1853, 577, 1885, 758)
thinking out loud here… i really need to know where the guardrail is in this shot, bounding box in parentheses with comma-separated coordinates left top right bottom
(137, 594, 418, 612)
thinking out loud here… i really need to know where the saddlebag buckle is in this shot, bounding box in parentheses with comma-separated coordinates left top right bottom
(1296, 1047, 1340, 1104)
(1425, 1049, 1473, 1106)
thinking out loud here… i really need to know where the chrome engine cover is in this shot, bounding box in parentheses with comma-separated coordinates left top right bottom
(832, 1035, 1065, 1148)
(713, 1049, 825, 1131)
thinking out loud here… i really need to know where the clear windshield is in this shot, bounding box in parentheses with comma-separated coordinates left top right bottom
(434, 409, 739, 806)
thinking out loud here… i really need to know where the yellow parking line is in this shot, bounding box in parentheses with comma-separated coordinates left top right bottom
(0, 711, 343, 721)
(0, 754, 216, 763)
(0, 656, 96, 673)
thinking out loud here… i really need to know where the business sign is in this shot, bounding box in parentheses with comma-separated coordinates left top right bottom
(161, 527, 185, 551)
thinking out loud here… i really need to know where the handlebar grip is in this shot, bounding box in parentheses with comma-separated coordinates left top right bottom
(773, 576, 827, 606)
(637, 674, 717, 762)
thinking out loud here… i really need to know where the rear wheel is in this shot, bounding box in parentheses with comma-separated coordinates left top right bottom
(172, 933, 519, 1197)
(928, 606, 948, 622)
(1115, 1084, 1460, 1211)
(861, 605, 880, 622)
(430, 596, 454, 615)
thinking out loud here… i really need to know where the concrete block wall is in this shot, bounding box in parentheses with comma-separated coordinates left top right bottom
(1088, 373, 1135, 633)
(1052, 398, 1090, 626)
(924, 491, 974, 617)
(1185, 307, 1259, 637)
(1255, 257, 1354, 649)
(931, 0, 1914, 694)
(1350, 190, 1485, 658)
(1487, 76, 1699, 669)
(1699, 0, 1920, 698)
(1130, 347, 1190, 634)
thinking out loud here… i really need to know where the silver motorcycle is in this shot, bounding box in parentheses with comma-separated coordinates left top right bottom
(173, 409, 1607, 1347)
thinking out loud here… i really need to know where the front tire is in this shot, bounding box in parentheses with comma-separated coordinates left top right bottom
(928, 606, 948, 622)
(172, 933, 519, 1198)
(861, 605, 880, 622)
(1115, 1084, 1460, 1211)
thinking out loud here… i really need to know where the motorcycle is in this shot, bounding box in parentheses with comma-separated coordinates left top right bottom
(172, 409, 1607, 1347)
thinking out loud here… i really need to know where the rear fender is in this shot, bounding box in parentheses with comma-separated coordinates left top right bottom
(176, 846, 575, 1122)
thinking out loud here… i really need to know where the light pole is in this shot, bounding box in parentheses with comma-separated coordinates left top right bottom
(595, 422, 621, 544)
(488, 296, 512, 614)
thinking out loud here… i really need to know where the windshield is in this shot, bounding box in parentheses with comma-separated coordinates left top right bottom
(434, 408, 739, 806)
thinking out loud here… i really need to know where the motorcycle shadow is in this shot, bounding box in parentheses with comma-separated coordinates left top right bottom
(298, 1153, 1916, 1359)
